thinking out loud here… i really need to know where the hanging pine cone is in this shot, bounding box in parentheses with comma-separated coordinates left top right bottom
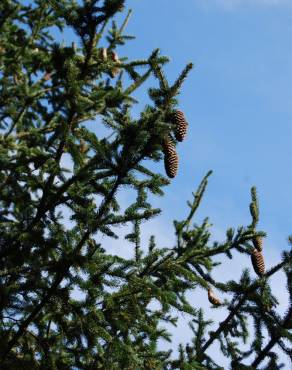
(109, 50, 121, 78)
(208, 288, 221, 306)
(172, 110, 188, 142)
(252, 236, 263, 252)
(163, 139, 178, 178)
(251, 248, 265, 277)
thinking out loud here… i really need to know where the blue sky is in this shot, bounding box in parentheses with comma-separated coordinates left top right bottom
(56, 0, 292, 366)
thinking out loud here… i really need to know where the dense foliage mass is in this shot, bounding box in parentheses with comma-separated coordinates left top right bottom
(0, 0, 291, 368)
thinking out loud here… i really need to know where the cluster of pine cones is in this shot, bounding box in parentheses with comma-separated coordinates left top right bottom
(163, 110, 188, 178)
(99, 48, 121, 78)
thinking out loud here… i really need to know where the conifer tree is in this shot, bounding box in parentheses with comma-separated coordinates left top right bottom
(0, 1, 291, 369)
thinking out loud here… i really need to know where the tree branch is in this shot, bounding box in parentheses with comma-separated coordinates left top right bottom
(198, 259, 288, 358)
(252, 306, 292, 367)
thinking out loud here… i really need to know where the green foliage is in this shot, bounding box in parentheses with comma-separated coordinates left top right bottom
(0, 0, 291, 369)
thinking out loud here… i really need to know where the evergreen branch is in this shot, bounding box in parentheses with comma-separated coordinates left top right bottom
(107, 9, 132, 50)
(204, 230, 253, 258)
(10, 3, 48, 64)
(104, 208, 160, 225)
(0, 176, 121, 361)
(119, 9, 132, 36)
(82, 22, 99, 76)
(30, 167, 113, 228)
(0, 2, 20, 30)
(149, 49, 169, 91)
(0, 134, 157, 359)
(167, 62, 194, 101)
(251, 306, 292, 367)
(127, 251, 176, 280)
(24, 1, 118, 231)
(194, 264, 217, 287)
(95, 18, 109, 46)
(124, 68, 152, 95)
(4, 106, 28, 138)
(198, 258, 288, 358)
(123, 60, 150, 67)
(28, 111, 77, 230)
(176, 171, 212, 251)
(1, 270, 64, 361)
(4, 86, 61, 139)
(184, 171, 212, 232)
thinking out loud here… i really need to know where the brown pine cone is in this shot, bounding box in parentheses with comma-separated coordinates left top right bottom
(163, 137, 175, 154)
(252, 236, 263, 252)
(208, 288, 221, 306)
(163, 139, 178, 178)
(251, 248, 265, 277)
(172, 110, 188, 142)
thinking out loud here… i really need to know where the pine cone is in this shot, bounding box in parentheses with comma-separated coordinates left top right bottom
(251, 248, 265, 277)
(163, 139, 178, 178)
(208, 288, 221, 306)
(252, 236, 263, 252)
(109, 50, 120, 78)
(172, 110, 188, 142)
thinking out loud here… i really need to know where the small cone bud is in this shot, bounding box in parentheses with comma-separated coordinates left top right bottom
(264, 304, 272, 312)
(117, 1, 125, 11)
(99, 48, 107, 61)
(208, 288, 221, 306)
(111, 51, 119, 63)
(44, 72, 51, 81)
(109, 50, 121, 78)
(252, 236, 263, 252)
(79, 139, 88, 154)
(163, 139, 178, 178)
(172, 110, 188, 142)
(251, 248, 265, 277)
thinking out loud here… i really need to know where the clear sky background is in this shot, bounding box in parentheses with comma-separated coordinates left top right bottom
(105, 0, 292, 367)
(55, 0, 292, 367)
